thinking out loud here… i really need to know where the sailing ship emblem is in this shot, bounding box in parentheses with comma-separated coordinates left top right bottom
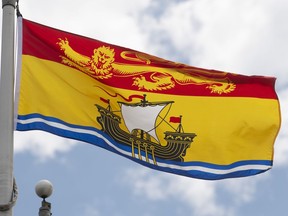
(95, 95, 197, 165)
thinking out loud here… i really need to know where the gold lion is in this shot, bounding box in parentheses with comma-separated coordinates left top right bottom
(57, 38, 114, 79)
(57, 38, 236, 94)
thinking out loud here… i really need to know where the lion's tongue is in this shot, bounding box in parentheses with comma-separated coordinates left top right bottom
(96, 61, 103, 69)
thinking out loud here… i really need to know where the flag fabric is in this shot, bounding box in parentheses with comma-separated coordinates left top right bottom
(169, 116, 182, 123)
(16, 17, 281, 180)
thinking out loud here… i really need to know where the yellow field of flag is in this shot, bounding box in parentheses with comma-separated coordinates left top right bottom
(16, 17, 281, 180)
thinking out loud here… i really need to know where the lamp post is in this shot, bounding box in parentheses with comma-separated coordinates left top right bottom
(35, 180, 53, 216)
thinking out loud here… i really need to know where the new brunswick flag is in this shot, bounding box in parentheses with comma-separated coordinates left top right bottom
(16, 17, 281, 180)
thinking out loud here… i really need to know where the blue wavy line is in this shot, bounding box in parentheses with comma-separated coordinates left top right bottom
(16, 113, 272, 180)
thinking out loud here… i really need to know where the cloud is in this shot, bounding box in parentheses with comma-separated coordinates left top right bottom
(136, 0, 288, 87)
(123, 167, 269, 216)
(124, 169, 224, 216)
(14, 131, 77, 161)
(83, 204, 100, 216)
(273, 88, 288, 167)
(20, 0, 151, 51)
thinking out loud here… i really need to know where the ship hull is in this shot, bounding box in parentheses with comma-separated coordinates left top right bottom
(96, 104, 196, 164)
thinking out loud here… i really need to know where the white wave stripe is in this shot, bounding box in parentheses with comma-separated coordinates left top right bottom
(156, 162, 271, 175)
(17, 117, 272, 175)
(17, 117, 130, 156)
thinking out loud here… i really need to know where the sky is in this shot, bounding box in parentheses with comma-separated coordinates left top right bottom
(0, 0, 287, 215)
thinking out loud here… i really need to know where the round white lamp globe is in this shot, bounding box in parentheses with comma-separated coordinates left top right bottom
(35, 180, 53, 199)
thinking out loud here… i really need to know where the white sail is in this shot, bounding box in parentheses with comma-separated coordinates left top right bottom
(121, 104, 166, 142)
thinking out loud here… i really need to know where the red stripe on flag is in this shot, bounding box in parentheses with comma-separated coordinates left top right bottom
(22, 19, 278, 99)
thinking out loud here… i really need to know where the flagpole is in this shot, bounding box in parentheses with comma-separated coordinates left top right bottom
(0, 0, 16, 215)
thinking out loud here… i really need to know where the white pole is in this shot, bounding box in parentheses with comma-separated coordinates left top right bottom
(0, 0, 16, 215)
